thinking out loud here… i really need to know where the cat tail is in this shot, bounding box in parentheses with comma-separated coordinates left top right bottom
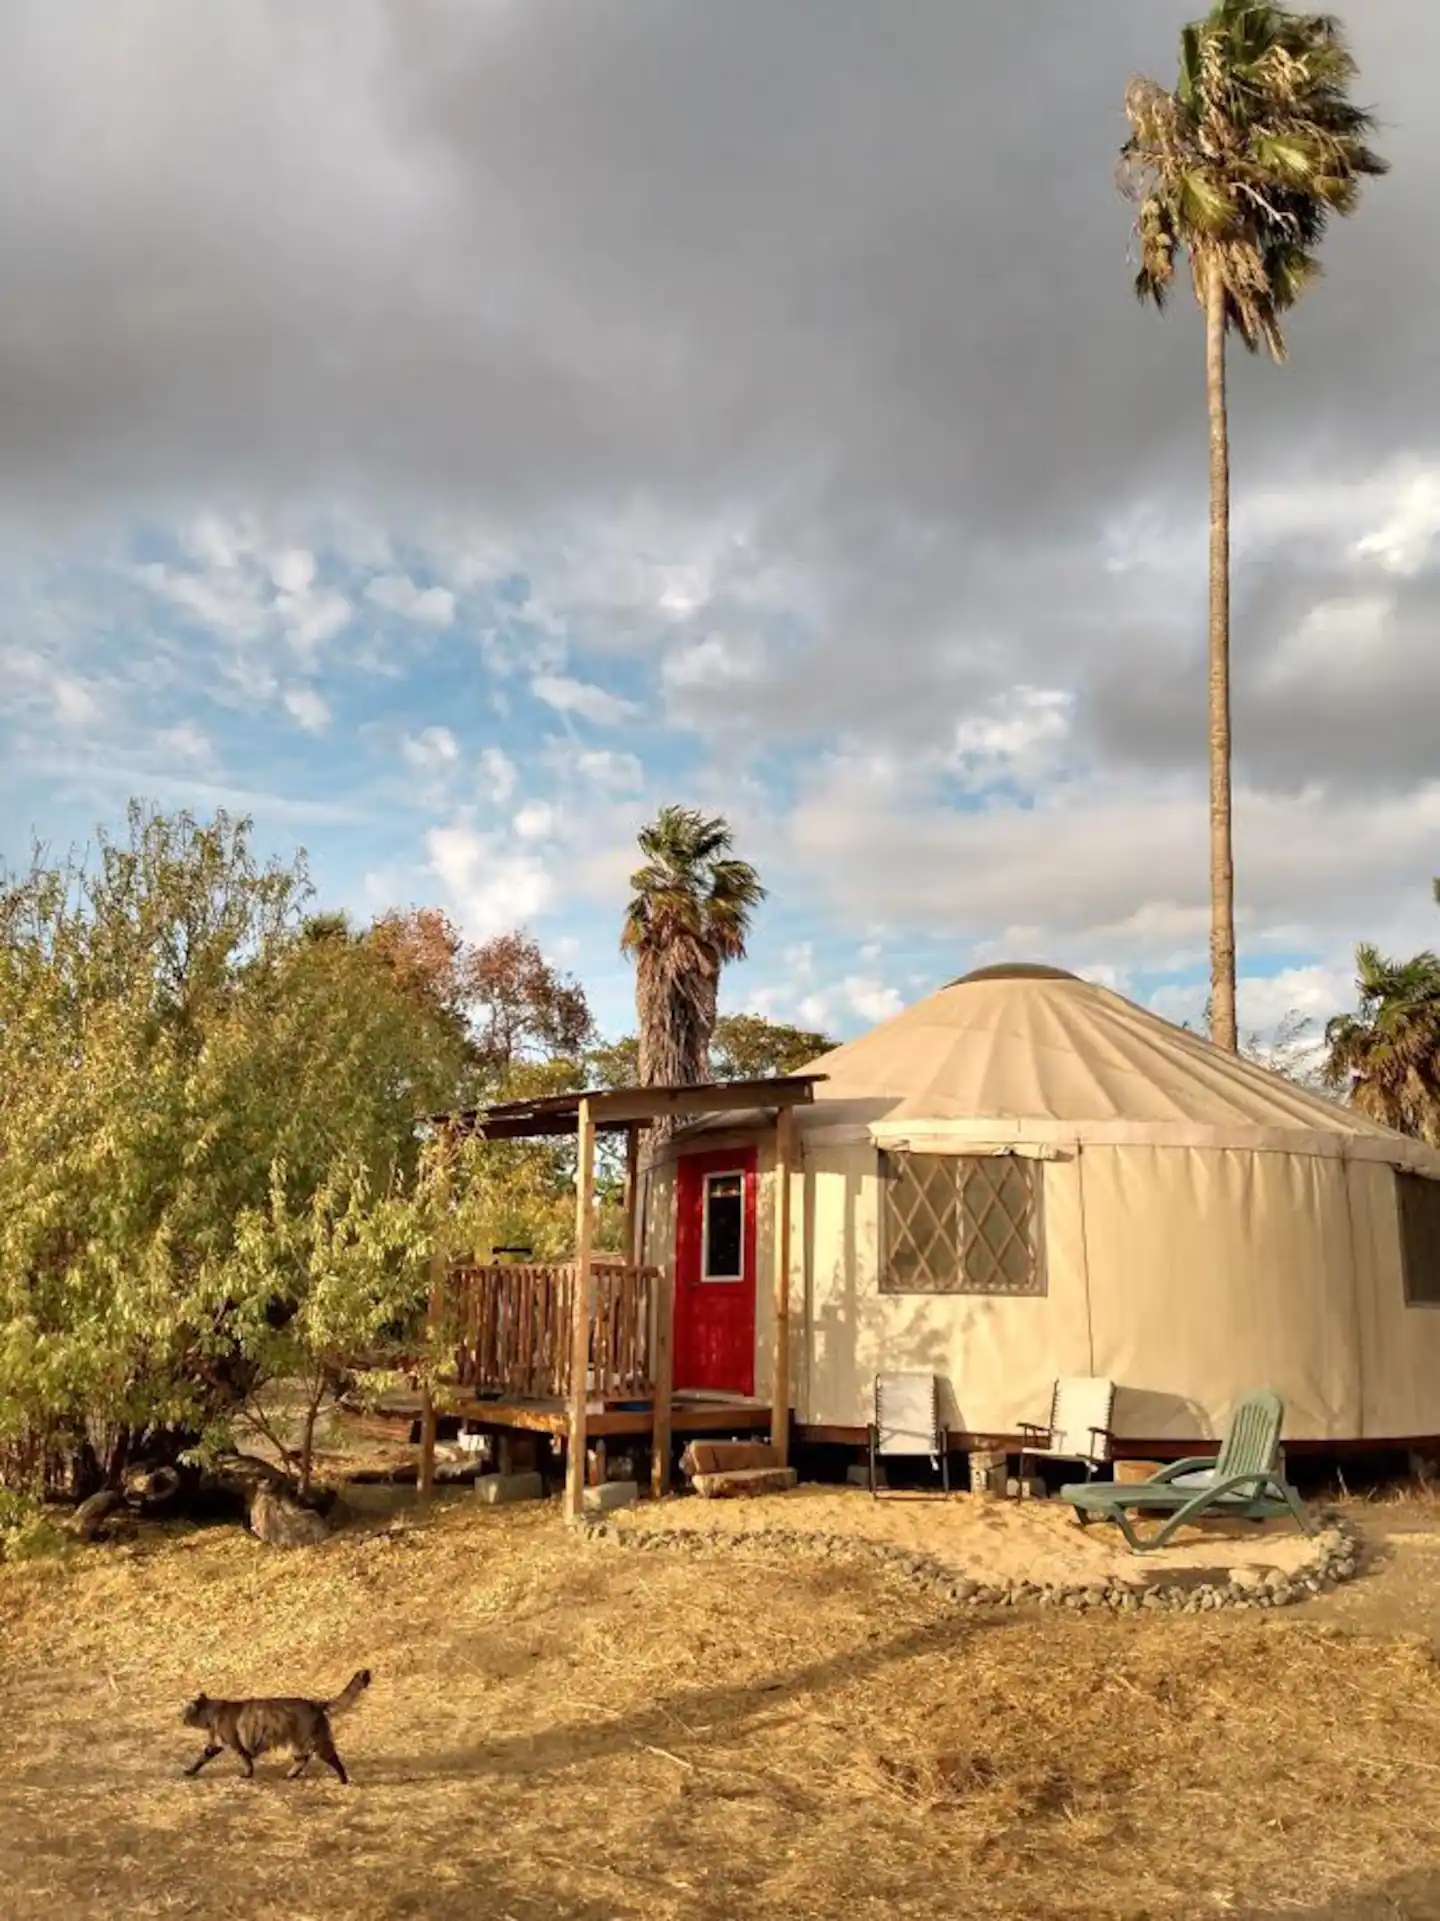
(327, 1669, 372, 1716)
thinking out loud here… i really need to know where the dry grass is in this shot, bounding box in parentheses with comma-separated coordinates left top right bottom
(3, 1496, 1440, 1920)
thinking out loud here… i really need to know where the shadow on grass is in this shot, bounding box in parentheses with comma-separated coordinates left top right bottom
(366, 1604, 1018, 1787)
(1246, 1866, 1440, 1920)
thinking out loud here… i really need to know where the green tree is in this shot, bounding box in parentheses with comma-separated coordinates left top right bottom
(710, 1012, 836, 1080)
(621, 807, 766, 1101)
(1121, 1, 1385, 1053)
(0, 805, 464, 1496)
(585, 1014, 833, 1094)
(1322, 947, 1440, 1142)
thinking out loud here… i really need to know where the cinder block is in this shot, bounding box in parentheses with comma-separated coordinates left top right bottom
(847, 1463, 884, 1488)
(475, 1471, 545, 1505)
(582, 1480, 639, 1514)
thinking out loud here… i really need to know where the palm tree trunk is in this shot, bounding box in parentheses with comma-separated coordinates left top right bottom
(1205, 256, 1238, 1053)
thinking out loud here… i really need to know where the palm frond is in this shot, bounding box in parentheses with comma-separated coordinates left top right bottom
(622, 806, 765, 1110)
(1120, 0, 1385, 351)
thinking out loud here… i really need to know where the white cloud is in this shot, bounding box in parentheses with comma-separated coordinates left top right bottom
(662, 631, 764, 694)
(842, 975, 904, 1024)
(136, 559, 267, 642)
(531, 672, 638, 726)
(427, 817, 555, 937)
(1147, 962, 1352, 1064)
(282, 684, 331, 733)
(365, 573, 456, 628)
(155, 720, 214, 764)
(277, 585, 351, 656)
(1353, 468, 1440, 577)
(52, 675, 102, 727)
(270, 547, 317, 593)
(553, 745, 644, 792)
(513, 799, 557, 841)
(1236, 963, 1355, 1029)
(478, 745, 518, 803)
(787, 748, 1440, 977)
(1260, 594, 1397, 694)
(401, 725, 460, 771)
(794, 970, 903, 1034)
(952, 685, 1072, 771)
(136, 520, 351, 671)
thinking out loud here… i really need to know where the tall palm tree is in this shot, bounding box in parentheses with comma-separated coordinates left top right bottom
(1322, 946, 1440, 1143)
(621, 806, 766, 1100)
(1121, 2, 1386, 1052)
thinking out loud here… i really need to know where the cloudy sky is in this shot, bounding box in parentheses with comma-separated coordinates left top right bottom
(2, 0, 1435, 1045)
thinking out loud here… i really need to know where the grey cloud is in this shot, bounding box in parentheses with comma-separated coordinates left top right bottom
(1, 0, 1434, 802)
(0, 0, 1423, 525)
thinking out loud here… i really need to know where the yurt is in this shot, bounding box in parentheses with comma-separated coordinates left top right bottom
(641, 964, 1440, 1449)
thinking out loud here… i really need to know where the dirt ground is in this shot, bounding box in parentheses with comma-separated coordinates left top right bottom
(613, 1481, 1326, 1584)
(4, 1488, 1440, 1921)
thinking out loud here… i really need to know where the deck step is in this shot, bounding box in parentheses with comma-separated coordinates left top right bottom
(680, 1440, 780, 1478)
(691, 1466, 799, 1500)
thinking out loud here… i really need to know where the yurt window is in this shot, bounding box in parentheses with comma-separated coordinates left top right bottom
(879, 1151, 1045, 1296)
(1397, 1172, 1440, 1306)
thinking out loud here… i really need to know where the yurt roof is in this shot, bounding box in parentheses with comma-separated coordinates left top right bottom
(683, 965, 1440, 1168)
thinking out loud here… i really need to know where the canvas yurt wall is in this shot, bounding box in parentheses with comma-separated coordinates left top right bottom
(644, 966, 1440, 1447)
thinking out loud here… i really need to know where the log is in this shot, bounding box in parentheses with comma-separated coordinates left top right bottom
(126, 1465, 183, 1514)
(690, 1466, 799, 1500)
(67, 1489, 126, 1541)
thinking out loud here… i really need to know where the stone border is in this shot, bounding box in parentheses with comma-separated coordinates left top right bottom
(577, 1511, 1364, 1613)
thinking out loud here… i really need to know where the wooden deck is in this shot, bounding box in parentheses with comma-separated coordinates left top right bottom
(442, 1259, 660, 1402)
(353, 1391, 772, 1442)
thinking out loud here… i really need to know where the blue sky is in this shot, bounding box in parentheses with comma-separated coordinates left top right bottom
(3, 2, 1438, 1054)
(4, 496, 1420, 1052)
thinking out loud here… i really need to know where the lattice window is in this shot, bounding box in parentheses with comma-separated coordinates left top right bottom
(880, 1152, 1045, 1296)
(1398, 1172, 1440, 1306)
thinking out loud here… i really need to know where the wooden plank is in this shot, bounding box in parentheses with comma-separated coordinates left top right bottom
(770, 1106, 796, 1469)
(692, 1466, 799, 1499)
(681, 1440, 779, 1478)
(651, 1259, 675, 1500)
(564, 1099, 597, 1524)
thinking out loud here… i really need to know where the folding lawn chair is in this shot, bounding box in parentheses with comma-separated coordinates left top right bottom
(1017, 1375, 1116, 1486)
(868, 1371, 951, 1497)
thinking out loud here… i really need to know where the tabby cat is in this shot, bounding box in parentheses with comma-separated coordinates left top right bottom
(181, 1668, 371, 1784)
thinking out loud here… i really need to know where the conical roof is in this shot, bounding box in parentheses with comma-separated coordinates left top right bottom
(785, 964, 1436, 1166)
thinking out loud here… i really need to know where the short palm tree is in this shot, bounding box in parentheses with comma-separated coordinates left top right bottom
(1121, 2, 1385, 1053)
(621, 806, 765, 1097)
(1323, 946, 1440, 1143)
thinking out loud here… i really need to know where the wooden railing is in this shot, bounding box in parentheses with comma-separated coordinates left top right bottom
(442, 1261, 659, 1402)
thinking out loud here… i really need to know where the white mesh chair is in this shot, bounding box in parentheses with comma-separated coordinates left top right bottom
(868, 1372, 951, 1497)
(1016, 1376, 1116, 1485)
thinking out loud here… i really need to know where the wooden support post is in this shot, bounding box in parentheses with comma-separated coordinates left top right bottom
(771, 1105, 796, 1469)
(419, 1127, 453, 1503)
(651, 1256, 675, 1500)
(419, 1388, 438, 1500)
(564, 1098, 597, 1524)
(622, 1123, 642, 1265)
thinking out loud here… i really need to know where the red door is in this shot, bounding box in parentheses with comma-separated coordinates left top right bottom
(673, 1146, 758, 1395)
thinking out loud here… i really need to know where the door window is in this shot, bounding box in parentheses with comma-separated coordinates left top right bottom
(701, 1171, 745, 1281)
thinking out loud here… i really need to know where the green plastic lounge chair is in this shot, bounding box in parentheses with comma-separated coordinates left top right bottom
(1058, 1389, 1314, 1553)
